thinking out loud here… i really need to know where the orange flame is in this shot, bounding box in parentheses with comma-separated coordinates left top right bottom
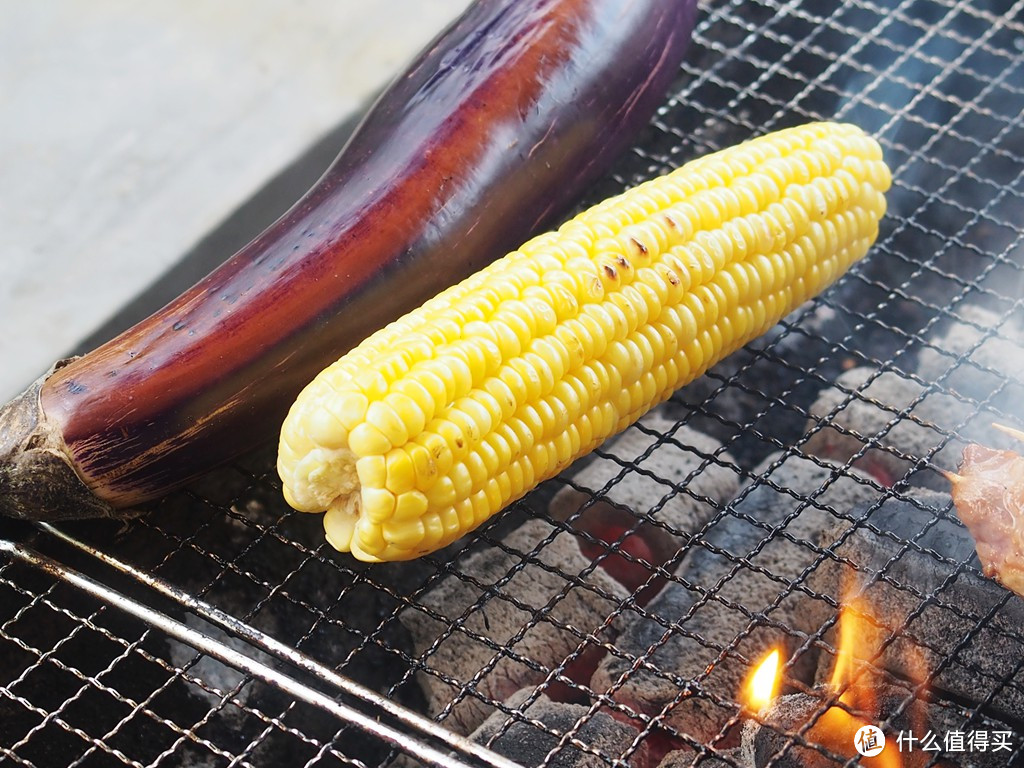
(814, 594, 903, 768)
(744, 647, 781, 713)
(811, 704, 902, 768)
(741, 594, 911, 767)
(829, 595, 879, 713)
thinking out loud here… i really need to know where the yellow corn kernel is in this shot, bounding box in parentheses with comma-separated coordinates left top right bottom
(393, 490, 429, 521)
(279, 122, 891, 561)
(382, 518, 425, 551)
(305, 407, 348, 450)
(347, 421, 392, 458)
(362, 487, 396, 523)
(384, 449, 416, 494)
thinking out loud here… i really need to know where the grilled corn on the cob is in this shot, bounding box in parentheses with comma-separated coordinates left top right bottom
(278, 122, 891, 561)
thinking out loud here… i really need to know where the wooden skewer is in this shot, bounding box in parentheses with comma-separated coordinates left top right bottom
(992, 423, 1024, 444)
(940, 469, 964, 485)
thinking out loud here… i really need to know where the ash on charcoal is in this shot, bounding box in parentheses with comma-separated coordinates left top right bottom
(550, 412, 740, 531)
(810, 494, 1024, 729)
(400, 518, 631, 735)
(656, 748, 739, 767)
(549, 412, 741, 596)
(166, 617, 263, 707)
(469, 688, 648, 768)
(590, 453, 879, 749)
(802, 366, 1006, 489)
(803, 302, 1024, 492)
(915, 305, 1024, 404)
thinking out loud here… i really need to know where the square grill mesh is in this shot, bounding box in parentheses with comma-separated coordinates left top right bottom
(2, 0, 1023, 766)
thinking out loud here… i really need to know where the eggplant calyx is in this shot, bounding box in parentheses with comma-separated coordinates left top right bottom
(0, 360, 118, 521)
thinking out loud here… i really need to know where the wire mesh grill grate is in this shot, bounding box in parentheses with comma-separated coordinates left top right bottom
(2, 0, 1024, 765)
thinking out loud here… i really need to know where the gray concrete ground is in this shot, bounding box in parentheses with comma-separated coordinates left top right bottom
(1, 1, 471, 400)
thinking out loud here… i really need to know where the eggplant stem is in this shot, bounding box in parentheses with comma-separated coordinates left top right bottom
(0, 361, 118, 521)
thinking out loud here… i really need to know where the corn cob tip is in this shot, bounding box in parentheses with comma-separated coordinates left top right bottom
(323, 496, 360, 554)
(278, 121, 891, 562)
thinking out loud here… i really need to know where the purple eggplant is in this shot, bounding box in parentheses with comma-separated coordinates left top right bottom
(0, 0, 697, 521)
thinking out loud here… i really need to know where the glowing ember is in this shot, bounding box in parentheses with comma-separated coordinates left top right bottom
(745, 648, 781, 713)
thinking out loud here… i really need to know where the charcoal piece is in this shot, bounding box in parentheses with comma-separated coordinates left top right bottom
(548, 411, 740, 600)
(802, 367, 997, 490)
(656, 747, 740, 767)
(550, 412, 740, 548)
(741, 692, 838, 768)
(668, 320, 826, 466)
(400, 518, 630, 735)
(590, 453, 879, 746)
(809, 495, 1024, 728)
(470, 688, 648, 768)
(167, 618, 257, 703)
(915, 305, 1024, 405)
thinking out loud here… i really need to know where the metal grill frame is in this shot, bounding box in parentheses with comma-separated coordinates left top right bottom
(2, 0, 1024, 765)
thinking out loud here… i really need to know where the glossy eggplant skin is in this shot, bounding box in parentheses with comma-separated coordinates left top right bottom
(3, 0, 698, 519)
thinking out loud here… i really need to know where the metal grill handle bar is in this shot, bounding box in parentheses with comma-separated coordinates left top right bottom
(0, 533, 523, 768)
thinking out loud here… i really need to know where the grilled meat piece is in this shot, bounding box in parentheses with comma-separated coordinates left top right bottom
(949, 426, 1024, 598)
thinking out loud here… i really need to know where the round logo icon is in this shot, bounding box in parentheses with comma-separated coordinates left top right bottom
(853, 724, 886, 757)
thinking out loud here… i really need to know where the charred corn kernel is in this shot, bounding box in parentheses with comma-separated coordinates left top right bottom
(407, 443, 437, 488)
(279, 122, 891, 561)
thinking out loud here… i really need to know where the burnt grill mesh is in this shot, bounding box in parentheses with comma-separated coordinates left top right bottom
(3, 0, 1024, 766)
